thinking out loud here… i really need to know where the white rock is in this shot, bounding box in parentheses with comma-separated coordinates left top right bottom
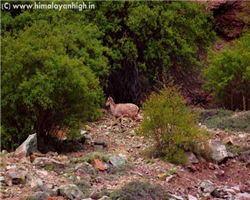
(209, 139, 228, 163)
(188, 195, 197, 200)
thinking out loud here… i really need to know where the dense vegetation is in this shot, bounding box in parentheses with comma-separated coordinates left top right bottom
(1, 1, 217, 151)
(204, 33, 250, 110)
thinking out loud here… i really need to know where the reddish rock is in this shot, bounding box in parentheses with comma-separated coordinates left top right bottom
(206, 1, 245, 40)
(93, 159, 105, 171)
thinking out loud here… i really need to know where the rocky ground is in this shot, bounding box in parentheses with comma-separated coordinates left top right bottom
(1, 110, 250, 200)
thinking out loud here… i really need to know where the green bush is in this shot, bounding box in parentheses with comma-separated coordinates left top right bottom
(203, 32, 250, 110)
(110, 181, 171, 200)
(140, 86, 208, 164)
(1, 19, 105, 151)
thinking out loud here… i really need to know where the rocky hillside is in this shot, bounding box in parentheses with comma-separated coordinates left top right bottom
(1, 110, 250, 200)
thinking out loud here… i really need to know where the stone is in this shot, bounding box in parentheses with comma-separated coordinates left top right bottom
(200, 180, 217, 193)
(33, 157, 63, 166)
(30, 177, 44, 189)
(0, 177, 5, 183)
(109, 154, 127, 167)
(4, 170, 27, 186)
(188, 195, 197, 200)
(209, 139, 228, 163)
(169, 194, 183, 200)
(14, 133, 38, 159)
(223, 137, 234, 145)
(1, 150, 8, 154)
(90, 191, 102, 199)
(93, 159, 105, 171)
(186, 152, 199, 164)
(99, 196, 110, 200)
(58, 184, 85, 200)
(94, 145, 104, 152)
(81, 130, 88, 135)
(33, 191, 49, 200)
(233, 193, 250, 200)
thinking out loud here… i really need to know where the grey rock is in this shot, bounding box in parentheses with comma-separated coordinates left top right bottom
(58, 184, 85, 200)
(1, 150, 8, 154)
(109, 154, 127, 167)
(33, 157, 63, 166)
(99, 196, 110, 200)
(49, 188, 59, 197)
(94, 145, 104, 152)
(14, 133, 38, 158)
(188, 195, 197, 200)
(32, 191, 49, 200)
(186, 152, 199, 164)
(200, 180, 217, 193)
(209, 139, 228, 163)
(169, 194, 183, 200)
(75, 163, 98, 175)
(90, 190, 102, 199)
(233, 193, 250, 200)
(81, 130, 88, 135)
(5, 170, 27, 186)
(0, 177, 5, 183)
(30, 176, 44, 190)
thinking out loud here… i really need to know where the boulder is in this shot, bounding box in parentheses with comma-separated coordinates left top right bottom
(186, 152, 199, 164)
(188, 195, 197, 200)
(58, 184, 85, 200)
(209, 139, 228, 163)
(4, 170, 27, 186)
(32, 191, 49, 200)
(109, 154, 127, 167)
(14, 133, 38, 159)
(200, 180, 217, 193)
(233, 193, 250, 200)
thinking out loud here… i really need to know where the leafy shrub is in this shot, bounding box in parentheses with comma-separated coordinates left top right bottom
(203, 33, 250, 110)
(140, 86, 208, 164)
(110, 181, 170, 200)
(1, 20, 105, 151)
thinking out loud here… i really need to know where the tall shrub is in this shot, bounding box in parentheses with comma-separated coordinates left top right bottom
(140, 86, 207, 164)
(1, 20, 105, 151)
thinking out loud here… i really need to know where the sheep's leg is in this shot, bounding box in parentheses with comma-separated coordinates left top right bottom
(110, 116, 117, 128)
(118, 117, 125, 127)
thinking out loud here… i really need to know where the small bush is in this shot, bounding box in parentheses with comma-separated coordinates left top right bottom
(140, 86, 208, 164)
(84, 152, 109, 164)
(110, 181, 170, 200)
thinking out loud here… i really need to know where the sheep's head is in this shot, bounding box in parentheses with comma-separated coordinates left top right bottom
(106, 97, 113, 107)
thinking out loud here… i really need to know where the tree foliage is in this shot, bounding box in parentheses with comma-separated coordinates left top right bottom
(86, 1, 216, 104)
(203, 32, 250, 110)
(1, 1, 216, 150)
(1, 6, 107, 151)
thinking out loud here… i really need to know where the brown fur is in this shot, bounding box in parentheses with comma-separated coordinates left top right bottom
(106, 97, 143, 123)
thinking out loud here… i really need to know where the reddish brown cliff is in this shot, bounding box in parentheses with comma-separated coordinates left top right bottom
(207, 1, 246, 40)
